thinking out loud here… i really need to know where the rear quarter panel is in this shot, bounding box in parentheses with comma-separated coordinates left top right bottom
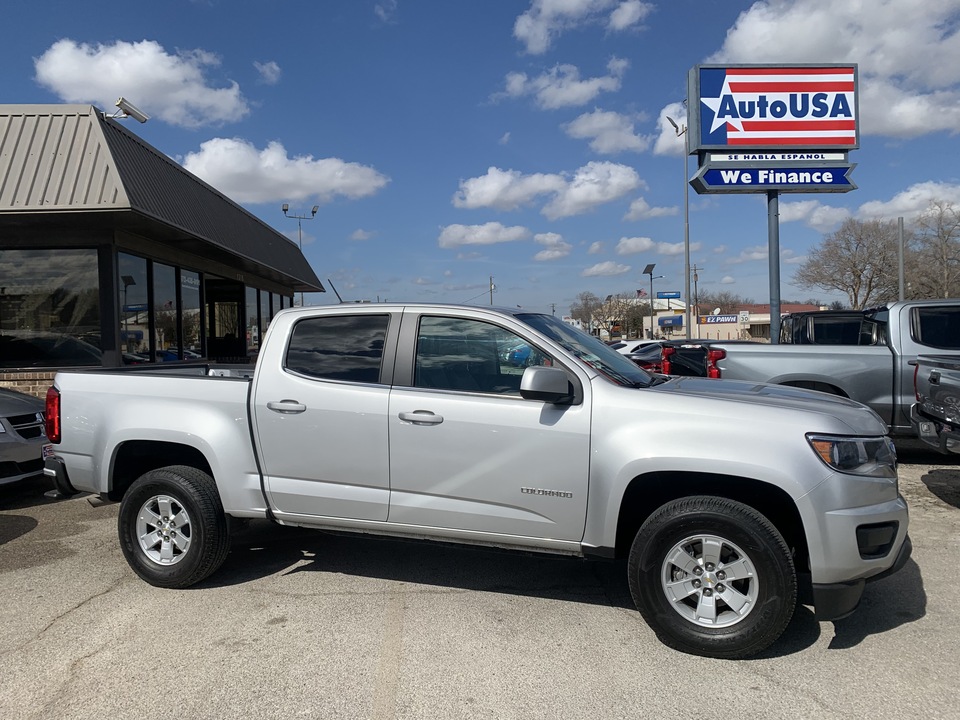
(53, 371, 264, 513)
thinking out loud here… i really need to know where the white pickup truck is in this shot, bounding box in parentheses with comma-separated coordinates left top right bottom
(43, 303, 911, 659)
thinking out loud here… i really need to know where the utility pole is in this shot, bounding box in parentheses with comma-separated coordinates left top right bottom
(550, 303, 556, 316)
(489, 276, 495, 305)
(691, 264, 703, 327)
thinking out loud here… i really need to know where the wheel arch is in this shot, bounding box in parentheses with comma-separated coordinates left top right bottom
(614, 471, 808, 572)
(779, 379, 848, 397)
(108, 441, 214, 502)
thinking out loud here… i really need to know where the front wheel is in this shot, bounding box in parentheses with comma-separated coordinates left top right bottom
(628, 496, 797, 659)
(118, 465, 230, 588)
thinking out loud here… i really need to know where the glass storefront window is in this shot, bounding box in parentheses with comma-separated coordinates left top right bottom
(119, 253, 149, 362)
(182, 271, 202, 357)
(153, 262, 177, 360)
(245, 286, 259, 352)
(260, 291, 270, 336)
(0, 248, 101, 368)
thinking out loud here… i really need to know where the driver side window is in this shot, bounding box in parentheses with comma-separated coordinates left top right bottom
(414, 316, 551, 394)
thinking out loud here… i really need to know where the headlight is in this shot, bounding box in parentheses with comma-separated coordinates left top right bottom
(806, 434, 897, 478)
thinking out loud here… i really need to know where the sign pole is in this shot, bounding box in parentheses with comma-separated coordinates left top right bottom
(767, 190, 781, 344)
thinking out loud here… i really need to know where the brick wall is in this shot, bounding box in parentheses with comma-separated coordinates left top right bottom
(0, 371, 57, 399)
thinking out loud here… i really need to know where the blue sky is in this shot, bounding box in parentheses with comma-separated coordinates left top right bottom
(4, 0, 959, 313)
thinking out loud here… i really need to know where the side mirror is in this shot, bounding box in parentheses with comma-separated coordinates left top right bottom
(520, 366, 573, 404)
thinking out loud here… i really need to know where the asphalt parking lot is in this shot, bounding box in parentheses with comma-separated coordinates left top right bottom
(2, 444, 958, 720)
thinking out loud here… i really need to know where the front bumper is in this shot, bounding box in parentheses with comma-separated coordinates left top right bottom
(812, 534, 913, 620)
(910, 402, 960, 454)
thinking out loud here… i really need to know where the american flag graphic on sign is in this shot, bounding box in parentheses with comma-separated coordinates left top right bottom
(696, 66, 858, 150)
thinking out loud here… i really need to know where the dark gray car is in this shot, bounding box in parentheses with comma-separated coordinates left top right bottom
(0, 387, 46, 485)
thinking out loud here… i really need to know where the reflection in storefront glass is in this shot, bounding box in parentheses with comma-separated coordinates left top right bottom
(119, 253, 149, 361)
(0, 248, 101, 368)
(153, 262, 177, 360)
(182, 271, 201, 356)
(245, 286, 259, 351)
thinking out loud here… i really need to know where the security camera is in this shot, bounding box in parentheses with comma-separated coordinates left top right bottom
(115, 97, 150, 123)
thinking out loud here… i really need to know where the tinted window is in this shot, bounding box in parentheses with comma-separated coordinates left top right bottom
(286, 314, 389, 382)
(913, 306, 960, 350)
(415, 316, 548, 394)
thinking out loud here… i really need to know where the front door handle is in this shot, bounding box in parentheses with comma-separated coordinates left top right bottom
(398, 410, 443, 425)
(267, 400, 307, 414)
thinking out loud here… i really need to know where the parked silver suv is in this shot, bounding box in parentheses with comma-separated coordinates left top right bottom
(0, 387, 46, 485)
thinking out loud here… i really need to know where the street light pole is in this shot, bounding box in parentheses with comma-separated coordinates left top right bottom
(282, 203, 319, 306)
(642, 263, 663, 339)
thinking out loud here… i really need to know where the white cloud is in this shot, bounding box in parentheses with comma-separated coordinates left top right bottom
(453, 167, 566, 211)
(254, 60, 281, 85)
(34, 39, 249, 128)
(438, 222, 530, 249)
(350, 229, 375, 241)
(454, 161, 642, 220)
(616, 236, 654, 255)
(779, 200, 851, 232)
(497, 58, 628, 109)
(720, 276, 736, 285)
(374, 0, 398, 23)
(728, 245, 769, 264)
(708, 0, 960, 138)
(857, 182, 960, 221)
(608, 1, 653, 31)
(499, 132, 512, 145)
(514, 0, 652, 54)
(624, 196, 677, 221)
(588, 241, 605, 254)
(182, 138, 390, 204)
(564, 109, 650, 153)
(533, 232, 572, 261)
(582, 261, 632, 277)
(542, 161, 642, 219)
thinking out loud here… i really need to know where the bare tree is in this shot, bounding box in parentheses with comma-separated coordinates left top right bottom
(569, 291, 602, 328)
(793, 218, 904, 309)
(697, 290, 754, 314)
(912, 200, 960, 299)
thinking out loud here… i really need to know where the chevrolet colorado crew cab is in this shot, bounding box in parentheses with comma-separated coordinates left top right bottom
(43, 303, 911, 659)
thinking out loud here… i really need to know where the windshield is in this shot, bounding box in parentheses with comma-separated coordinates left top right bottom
(518, 313, 656, 387)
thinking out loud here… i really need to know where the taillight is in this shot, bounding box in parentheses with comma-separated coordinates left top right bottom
(706, 348, 725, 379)
(661, 345, 675, 375)
(45, 386, 61, 444)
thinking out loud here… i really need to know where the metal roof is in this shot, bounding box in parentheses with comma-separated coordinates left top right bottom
(0, 104, 323, 293)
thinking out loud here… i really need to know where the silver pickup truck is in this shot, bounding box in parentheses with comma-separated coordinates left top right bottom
(43, 303, 910, 659)
(706, 300, 960, 436)
(912, 354, 960, 453)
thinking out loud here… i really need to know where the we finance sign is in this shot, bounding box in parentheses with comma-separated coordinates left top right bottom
(689, 65, 859, 152)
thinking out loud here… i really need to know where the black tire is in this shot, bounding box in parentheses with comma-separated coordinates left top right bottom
(628, 495, 797, 659)
(118, 465, 230, 589)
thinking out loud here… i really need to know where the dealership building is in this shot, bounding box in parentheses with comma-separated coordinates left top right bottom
(0, 104, 324, 395)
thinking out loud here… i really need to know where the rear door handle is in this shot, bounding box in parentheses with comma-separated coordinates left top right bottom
(267, 400, 307, 414)
(398, 410, 443, 425)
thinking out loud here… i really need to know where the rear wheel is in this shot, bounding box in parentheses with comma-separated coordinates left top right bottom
(628, 496, 797, 659)
(118, 465, 230, 588)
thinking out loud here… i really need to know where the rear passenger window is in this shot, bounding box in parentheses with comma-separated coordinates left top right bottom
(286, 314, 389, 382)
(913, 307, 960, 350)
